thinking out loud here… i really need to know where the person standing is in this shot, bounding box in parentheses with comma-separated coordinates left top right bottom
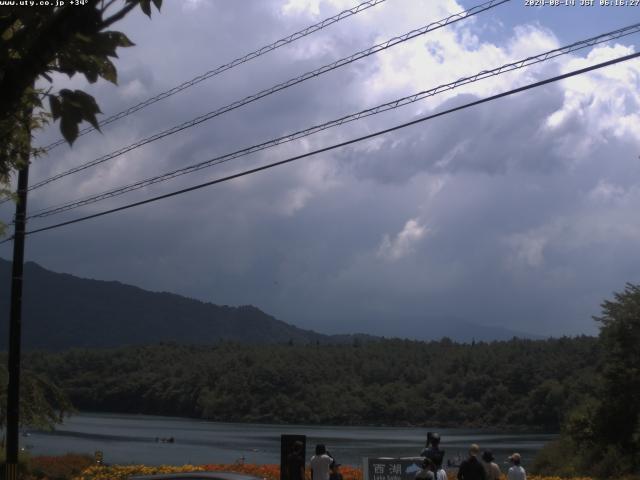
(416, 457, 436, 480)
(481, 451, 501, 480)
(329, 462, 344, 480)
(421, 432, 445, 469)
(311, 444, 333, 480)
(507, 453, 526, 480)
(456, 444, 486, 480)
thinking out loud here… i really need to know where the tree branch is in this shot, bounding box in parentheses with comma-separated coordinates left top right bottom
(101, 1, 138, 28)
(100, 0, 119, 14)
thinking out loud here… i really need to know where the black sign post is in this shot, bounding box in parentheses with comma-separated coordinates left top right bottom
(280, 434, 306, 480)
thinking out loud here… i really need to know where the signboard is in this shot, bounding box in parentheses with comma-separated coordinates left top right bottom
(280, 434, 306, 480)
(364, 457, 424, 480)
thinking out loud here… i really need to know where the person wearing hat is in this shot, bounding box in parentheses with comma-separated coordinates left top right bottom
(507, 453, 526, 480)
(456, 444, 486, 480)
(481, 451, 501, 480)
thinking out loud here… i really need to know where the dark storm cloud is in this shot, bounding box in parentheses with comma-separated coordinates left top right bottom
(2, 0, 640, 339)
(336, 86, 568, 184)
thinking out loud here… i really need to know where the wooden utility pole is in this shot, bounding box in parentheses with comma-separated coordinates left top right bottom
(5, 162, 29, 480)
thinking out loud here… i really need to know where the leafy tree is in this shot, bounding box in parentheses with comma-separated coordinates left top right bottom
(0, 0, 162, 206)
(0, 0, 162, 429)
(527, 379, 565, 428)
(592, 283, 640, 471)
(0, 365, 72, 430)
(534, 284, 640, 477)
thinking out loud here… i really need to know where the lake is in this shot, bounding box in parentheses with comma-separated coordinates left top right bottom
(24, 413, 555, 468)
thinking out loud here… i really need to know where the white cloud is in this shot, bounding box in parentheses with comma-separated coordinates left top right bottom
(281, 0, 353, 17)
(505, 226, 556, 269)
(182, 0, 206, 12)
(377, 218, 428, 261)
(588, 180, 626, 204)
(545, 44, 640, 153)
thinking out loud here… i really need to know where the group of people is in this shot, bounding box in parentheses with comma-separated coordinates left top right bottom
(456, 444, 525, 480)
(294, 434, 526, 480)
(419, 434, 526, 480)
(416, 432, 447, 480)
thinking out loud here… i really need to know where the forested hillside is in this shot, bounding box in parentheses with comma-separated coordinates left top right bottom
(24, 336, 598, 430)
(0, 259, 536, 348)
(0, 259, 332, 349)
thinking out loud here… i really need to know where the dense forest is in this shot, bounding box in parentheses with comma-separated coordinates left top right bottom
(23, 336, 598, 430)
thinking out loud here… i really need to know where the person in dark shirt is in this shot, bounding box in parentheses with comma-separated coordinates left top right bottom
(329, 462, 344, 480)
(285, 441, 305, 480)
(457, 444, 486, 480)
(421, 432, 445, 470)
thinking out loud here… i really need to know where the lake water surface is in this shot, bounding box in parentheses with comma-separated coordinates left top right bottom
(24, 413, 555, 468)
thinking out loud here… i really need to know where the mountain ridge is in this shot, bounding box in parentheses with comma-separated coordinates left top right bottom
(0, 259, 338, 350)
(0, 258, 539, 350)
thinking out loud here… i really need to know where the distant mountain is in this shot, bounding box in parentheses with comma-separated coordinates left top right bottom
(0, 259, 539, 350)
(0, 259, 338, 350)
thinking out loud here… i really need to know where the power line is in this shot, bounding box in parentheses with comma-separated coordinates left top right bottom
(3, 49, 637, 243)
(40, 0, 388, 153)
(26, 0, 509, 193)
(26, 22, 640, 220)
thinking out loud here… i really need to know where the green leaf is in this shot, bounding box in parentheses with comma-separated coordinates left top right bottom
(140, 0, 151, 17)
(151, 0, 162, 10)
(100, 58, 117, 84)
(83, 111, 100, 131)
(60, 115, 79, 145)
(55, 90, 102, 143)
(113, 31, 135, 48)
(83, 63, 99, 83)
(49, 95, 62, 120)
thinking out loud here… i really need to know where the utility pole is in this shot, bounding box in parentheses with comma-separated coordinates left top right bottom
(5, 161, 29, 480)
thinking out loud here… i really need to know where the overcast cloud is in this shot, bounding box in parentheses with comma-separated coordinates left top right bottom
(2, 0, 640, 338)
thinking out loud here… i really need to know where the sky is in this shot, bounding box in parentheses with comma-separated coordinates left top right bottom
(2, 0, 640, 339)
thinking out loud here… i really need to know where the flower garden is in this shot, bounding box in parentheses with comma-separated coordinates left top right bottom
(21, 459, 364, 480)
(18, 456, 600, 480)
(70, 463, 363, 480)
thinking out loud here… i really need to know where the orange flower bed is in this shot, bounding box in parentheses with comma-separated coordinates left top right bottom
(25, 454, 95, 480)
(72, 463, 365, 480)
(201, 463, 363, 480)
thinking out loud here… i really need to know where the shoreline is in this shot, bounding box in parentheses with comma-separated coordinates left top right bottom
(60, 410, 559, 435)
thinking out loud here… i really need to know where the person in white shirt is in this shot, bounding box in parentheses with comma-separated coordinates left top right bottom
(310, 444, 333, 480)
(507, 453, 526, 480)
